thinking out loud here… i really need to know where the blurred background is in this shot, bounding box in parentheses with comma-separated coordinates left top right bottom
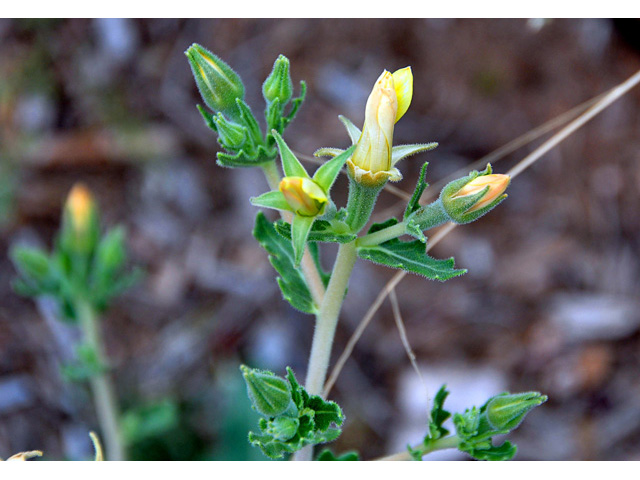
(1, 18, 640, 461)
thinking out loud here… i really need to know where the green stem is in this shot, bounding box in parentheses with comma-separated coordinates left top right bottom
(375, 435, 460, 461)
(357, 220, 408, 247)
(293, 241, 358, 461)
(77, 301, 125, 461)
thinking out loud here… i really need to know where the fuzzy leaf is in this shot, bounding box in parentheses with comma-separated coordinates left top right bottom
(391, 143, 438, 167)
(253, 212, 316, 314)
(404, 162, 429, 219)
(316, 449, 360, 461)
(357, 220, 466, 281)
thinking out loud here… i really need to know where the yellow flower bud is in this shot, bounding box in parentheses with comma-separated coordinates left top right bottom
(347, 67, 413, 187)
(452, 174, 510, 213)
(66, 183, 94, 233)
(279, 176, 328, 217)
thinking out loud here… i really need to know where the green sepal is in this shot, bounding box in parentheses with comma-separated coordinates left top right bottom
(272, 131, 309, 179)
(196, 104, 217, 132)
(281, 81, 306, 131)
(235, 98, 264, 147)
(404, 162, 429, 220)
(292, 214, 315, 267)
(313, 147, 344, 159)
(253, 212, 317, 314)
(316, 449, 360, 461)
(338, 115, 361, 144)
(357, 219, 466, 281)
(265, 97, 283, 134)
(275, 219, 356, 244)
(391, 143, 438, 167)
(250, 191, 294, 213)
(311, 145, 356, 193)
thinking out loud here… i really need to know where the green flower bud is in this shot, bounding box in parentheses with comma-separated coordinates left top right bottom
(185, 43, 245, 117)
(265, 416, 299, 441)
(440, 165, 510, 224)
(241, 365, 292, 417)
(262, 55, 293, 106)
(212, 113, 247, 150)
(485, 392, 547, 431)
(60, 183, 100, 254)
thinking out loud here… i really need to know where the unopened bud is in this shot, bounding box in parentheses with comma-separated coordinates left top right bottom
(347, 67, 413, 187)
(66, 183, 94, 234)
(240, 365, 293, 417)
(440, 167, 510, 224)
(279, 176, 328, 217)
(213, 113, 247, 150)
(453, 174, 510, 213)
(485, 392, 547, 431)
(185, 43, 245, 117)
(262, 55, 293, 106)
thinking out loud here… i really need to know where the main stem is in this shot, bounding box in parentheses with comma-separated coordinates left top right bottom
(77, 301, 125, 461)
(294, 240, 358, 461)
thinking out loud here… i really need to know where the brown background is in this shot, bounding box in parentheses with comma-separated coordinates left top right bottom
(1, 18, 640, 460)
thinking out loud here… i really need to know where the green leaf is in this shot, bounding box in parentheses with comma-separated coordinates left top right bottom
(306, 395, 344, 431)
(275, 219, 356, 244)
(272, 131, 309, 179)
(357, 220, 466, 281)
(316, 449, 360, 461)
(292, 215, 316, 267)
(312, 145, 356, 192)
(196, 104, 218, 132)
(404, 162, 429, 220)
(235, 98, 263, 146)
(250, 190, 294, 213)
(428, 385, 451, 440)
(253, 212, 316, 314)
(216, 145, 275, 168)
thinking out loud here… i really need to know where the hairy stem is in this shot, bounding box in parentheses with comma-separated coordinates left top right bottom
(77, 301, 125, 461)
(294, 241, 358, 461)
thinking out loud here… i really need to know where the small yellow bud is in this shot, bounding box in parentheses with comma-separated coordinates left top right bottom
(279, 177, 328, 217)
(347, 67, 413, 187)
(66, 183, 94, 233)
(453, 174, 510, 212)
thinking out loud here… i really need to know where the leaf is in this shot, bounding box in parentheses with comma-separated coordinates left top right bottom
(253, 212, 317, 314)
(281, 81, 307, 130)
(316, 449, 360, 461)
(357, 220, 466, 281)
(404, 162, 429, 220)
(428, 385, 451, 440)
(275, 219, 356, 244)
(306, 395, 344, 431)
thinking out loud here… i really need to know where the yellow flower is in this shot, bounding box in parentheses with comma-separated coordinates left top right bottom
(452, 174, 510, 213)
(347, 67, 413, 187)
(279, 176, 328, 217)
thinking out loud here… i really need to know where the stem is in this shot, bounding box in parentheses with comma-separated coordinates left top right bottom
(357, 220, 407, 247)
(261, 160, 326, 305)
(375, 435, 460, 461)
(293, 241, 358, 461)
(77, 301, 125, 461)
